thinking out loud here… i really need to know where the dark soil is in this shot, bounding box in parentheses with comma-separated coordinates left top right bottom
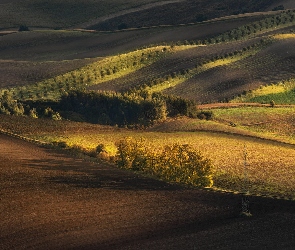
(1, 133, 295, 250)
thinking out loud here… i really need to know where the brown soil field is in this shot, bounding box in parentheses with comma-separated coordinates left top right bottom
(77, 0, 185, 30)
(0, 58, 100, 89)
(0, 16, 267, 88)
(1, 133, 295, 249)
(0, 17, 265, 60)
(164, 33, 295, 103)
(89, 38, 262, 92)
(85, 0, 277, 31)
(267, 0, 295, 10)
(0, 0, 277, 30)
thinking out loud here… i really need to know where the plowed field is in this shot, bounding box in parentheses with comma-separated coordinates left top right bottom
(1, 133, 295, 250)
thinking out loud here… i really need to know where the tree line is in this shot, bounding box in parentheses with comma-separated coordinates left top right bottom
(59, 90, 198, 126)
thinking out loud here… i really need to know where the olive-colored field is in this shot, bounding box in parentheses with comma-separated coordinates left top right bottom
(1, 110, 295, 199)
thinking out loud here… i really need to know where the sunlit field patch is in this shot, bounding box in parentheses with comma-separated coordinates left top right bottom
(274, 33, 295, 40)
(213, 106, 295, 144)
(232, 79, 295, 104)
(1, 114, 294, 198)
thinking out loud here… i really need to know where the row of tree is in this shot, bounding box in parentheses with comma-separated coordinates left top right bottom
(59, 90, 198, 126)
(0, 92, 61, 120)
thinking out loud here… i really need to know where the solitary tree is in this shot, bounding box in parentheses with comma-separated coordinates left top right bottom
(19, 25, 29, 32)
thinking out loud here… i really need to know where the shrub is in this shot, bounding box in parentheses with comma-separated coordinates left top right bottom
(115, 137, 214, 187)
(96, 143, 106, 154)
(18, 25, 29, 32)
(118, 23, 128, 30)
(115, 137, 148, 171)
(29, 108, 38, 118)
(52, 141, 68, 149)
(197, 110, 214, 120)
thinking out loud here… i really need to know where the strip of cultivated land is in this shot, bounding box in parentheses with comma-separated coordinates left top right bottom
(1, 112, 295, 199)
(1, 132, 295, 249)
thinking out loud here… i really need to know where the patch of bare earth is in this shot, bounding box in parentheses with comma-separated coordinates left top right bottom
(77, 0, 185, 29)
(1, 133, 295, 249)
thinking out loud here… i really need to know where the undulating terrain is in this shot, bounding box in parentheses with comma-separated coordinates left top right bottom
(1, 0, 295, 249)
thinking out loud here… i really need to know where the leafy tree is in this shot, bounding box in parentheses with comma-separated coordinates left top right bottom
(115, 137, 214, 187)
(18, 25, 29, 32)
(272, 5, 284, 11)
(195, 14, 207, 23)
(118, 23, 128, 30)
(29, 108, 38, 118)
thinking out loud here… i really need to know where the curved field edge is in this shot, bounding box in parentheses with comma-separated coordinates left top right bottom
(4, 31, 295, 103)
(0, 0, 282, 30)
(0, 114, 294, 199)
(0, 45, 190, 100)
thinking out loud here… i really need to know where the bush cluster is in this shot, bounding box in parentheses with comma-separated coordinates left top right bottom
(0, 92, 61, 120)
(115, 137, 214, 187)
(59, 90, 198, 126)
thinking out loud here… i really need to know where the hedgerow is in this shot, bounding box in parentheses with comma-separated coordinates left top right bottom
(115, 137, 214, 187)
(59, 90, 198, 126)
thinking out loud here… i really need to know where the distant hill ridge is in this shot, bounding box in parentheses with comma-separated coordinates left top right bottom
(1, 0, 294, 30)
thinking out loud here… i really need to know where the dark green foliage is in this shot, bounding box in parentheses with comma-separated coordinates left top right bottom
(59, 90, 167, 126)
(18, 25, 29, 32)
(59, 90, 197, 126)
(0, 92, 25, 116)
(165, 95, 198, 118)
(197, 110, 213, 120)
(272, 5, 285, 11)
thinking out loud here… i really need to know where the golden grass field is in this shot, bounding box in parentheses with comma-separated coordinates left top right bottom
(1, 109, 295, 199)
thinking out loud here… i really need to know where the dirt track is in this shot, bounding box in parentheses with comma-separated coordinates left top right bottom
(1, 133, 295, 250)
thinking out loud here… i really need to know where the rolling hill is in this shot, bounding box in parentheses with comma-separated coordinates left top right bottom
(0, 0, 286, 30)
(2, 3, 295, 248)
(1, 0, 295, 195)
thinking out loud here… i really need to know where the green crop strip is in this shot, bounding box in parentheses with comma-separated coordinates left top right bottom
(233, 79, 295, 104)
(145, 41, 268, 93)
(1, 45, 191, 101)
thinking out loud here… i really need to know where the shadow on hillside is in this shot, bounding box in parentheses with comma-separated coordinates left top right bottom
(25, 151, 180, 191)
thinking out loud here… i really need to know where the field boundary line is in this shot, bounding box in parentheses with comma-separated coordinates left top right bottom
(204, 187, 295, 202)
(1, 127, 295, 202)
(0, 128, 47, 146)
